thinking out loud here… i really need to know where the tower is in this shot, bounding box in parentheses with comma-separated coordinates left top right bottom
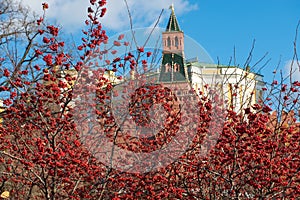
(159, 4, 188, 82)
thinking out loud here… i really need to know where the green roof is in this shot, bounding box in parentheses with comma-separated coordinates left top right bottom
(186, 62, 264, 77)
(166, 6, 181, 32)
(159, 53, 187, 82)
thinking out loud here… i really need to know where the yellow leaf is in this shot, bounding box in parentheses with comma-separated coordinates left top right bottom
(0, 191, 9, 198)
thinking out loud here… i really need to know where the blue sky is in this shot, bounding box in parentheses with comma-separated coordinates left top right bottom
(23, 0, 300, 83)
(180, 0, 300, 83)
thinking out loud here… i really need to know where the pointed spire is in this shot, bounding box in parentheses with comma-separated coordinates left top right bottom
(166, 4, 181, 32)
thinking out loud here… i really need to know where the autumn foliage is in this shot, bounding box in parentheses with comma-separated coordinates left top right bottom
(0, 0, 299, 199)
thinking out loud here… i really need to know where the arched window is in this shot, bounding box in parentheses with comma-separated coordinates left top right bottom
(174, 63, 180, 72)
(167, 37, 171, 47)
(165, 63, 171, 72)
(175, 36, 179, 47)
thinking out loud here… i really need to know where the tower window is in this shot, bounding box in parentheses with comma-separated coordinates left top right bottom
(165, 63, 171, 72)
(175, 36, 179, 47)
(174, 63, 180, 72)
(167, 37, 171, 47)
